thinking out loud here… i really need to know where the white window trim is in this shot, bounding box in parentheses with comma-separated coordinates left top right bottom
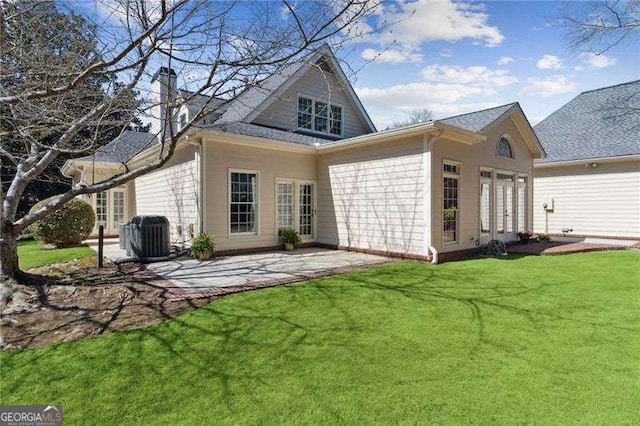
(228, 168, 260, 238)
(478, 166, 494, 239)
(297, 93, 344, 137)
(517, 173, 528, 233)
(274, 178, 317, 244)
(442, 159, 461, 246)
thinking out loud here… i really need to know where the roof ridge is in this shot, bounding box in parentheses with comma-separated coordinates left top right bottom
(579, 79, 640, 95)
(438, 102, 516, 121)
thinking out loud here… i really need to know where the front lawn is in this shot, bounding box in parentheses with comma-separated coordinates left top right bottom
(2, 251, 639, 423)
(17, 239, 96, 269)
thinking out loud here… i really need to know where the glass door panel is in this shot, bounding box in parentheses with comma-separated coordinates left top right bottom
(298, 183, 314, 239)
(480, 182, 492, 244)
(277, 182, 294, 233)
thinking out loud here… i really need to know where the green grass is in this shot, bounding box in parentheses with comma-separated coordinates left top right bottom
(17, 239, 96, 269)
(2, 251, 639, 424)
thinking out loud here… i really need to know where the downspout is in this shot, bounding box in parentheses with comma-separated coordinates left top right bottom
(187, 135, 204, 236)
(425, 128, 445, 264)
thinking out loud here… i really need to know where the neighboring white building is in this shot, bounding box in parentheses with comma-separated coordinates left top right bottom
(62, 46, 544, 262)
(533, 80, 640, 240)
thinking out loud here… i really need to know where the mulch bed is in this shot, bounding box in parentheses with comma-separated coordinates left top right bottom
(1, 256, 395, 351)
(0, 259, 220, 351)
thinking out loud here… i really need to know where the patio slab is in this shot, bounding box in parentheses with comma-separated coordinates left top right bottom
(145, 248, 391, 291)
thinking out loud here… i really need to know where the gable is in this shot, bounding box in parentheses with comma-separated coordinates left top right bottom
(251, 64, 372, 139)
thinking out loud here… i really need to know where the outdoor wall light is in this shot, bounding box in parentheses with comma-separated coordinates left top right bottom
(587, 162, 598, 168)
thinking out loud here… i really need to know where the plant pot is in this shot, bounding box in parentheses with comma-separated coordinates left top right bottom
(284, 243, 295, 251)
(197, 252, 212, 261)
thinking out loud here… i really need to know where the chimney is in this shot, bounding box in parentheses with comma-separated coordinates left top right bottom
(150, 67, 178, 140)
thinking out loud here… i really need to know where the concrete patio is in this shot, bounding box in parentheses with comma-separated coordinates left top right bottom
(87, 239, 392, 293)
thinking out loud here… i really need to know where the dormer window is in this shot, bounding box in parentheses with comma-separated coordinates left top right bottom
(496, 136, 514, 158)
(298, 95, 342, 136)
(179, 113, 187, 129)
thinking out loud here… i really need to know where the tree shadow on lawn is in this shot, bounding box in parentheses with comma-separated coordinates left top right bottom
(3, 256, 639, 423)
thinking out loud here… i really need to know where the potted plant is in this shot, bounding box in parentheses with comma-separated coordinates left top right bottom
(280, 228, 301, 251)
(517, 231, 533, 244)
(190, 233, 215, 260)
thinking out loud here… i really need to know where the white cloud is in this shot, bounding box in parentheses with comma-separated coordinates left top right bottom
(498, 56, 514, 65)
(356, 82, 496, 114)
(585, 52, 617, 68)
(537, 54, 563, 70)
(531, 115, 547, 125)
(361, 48, 423, 63)
(440, 49, 453, 58)
(422, 64, 518, 87)
(519, 75, 577, 98)
(574, 65, 585, 72)
(360, 0, 504, 51)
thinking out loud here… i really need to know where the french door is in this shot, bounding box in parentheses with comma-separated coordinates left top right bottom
(92, 188, 127, 235)
(495, 173, 515, 241)
(276, 180, 315, 241)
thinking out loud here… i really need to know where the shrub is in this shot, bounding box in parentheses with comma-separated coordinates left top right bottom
(279, 228, 301, 248)
(190, 233, 215, 260)
(29, 197, 95, 247)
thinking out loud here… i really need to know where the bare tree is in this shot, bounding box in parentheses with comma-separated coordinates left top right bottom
(0, 0, 380, 301)
(389, 108, 433, 129)
(560, 0, 640, 54)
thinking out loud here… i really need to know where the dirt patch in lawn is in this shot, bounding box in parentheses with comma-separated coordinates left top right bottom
(0, 259, 218, 351)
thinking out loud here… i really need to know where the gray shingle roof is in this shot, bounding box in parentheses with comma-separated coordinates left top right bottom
(438, 103, 517, 132)
(534, 80, 640, 163)
(77, 131, 157, 164)
(214, 60, 307, 125)
(204, 122, 329, 146)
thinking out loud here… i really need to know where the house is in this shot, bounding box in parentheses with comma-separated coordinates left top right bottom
(533, 80, 640, 240)
(62, 46, 544, 262)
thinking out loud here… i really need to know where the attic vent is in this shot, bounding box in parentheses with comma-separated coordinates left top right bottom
(315, 58, 333, 74)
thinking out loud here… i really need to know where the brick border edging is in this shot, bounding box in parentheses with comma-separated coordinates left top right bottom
(544, 233, 640, 241)
(133, 259, 399, 302)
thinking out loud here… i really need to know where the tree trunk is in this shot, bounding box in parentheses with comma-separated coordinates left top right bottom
(0, 224, 20, 311)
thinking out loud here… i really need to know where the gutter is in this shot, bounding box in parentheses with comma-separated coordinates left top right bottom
(534, 154, 640, 168)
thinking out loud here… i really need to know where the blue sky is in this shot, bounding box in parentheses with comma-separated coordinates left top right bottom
(338, 0, 639, 129)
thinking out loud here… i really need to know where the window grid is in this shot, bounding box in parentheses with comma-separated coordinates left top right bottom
(443, 176, 458, 244)
(299, 184, 313, 237)
(96, 192, 108, 223)
(277, 182, 294, 232)
(518, 177, 527, 233)
(230, 172, 257, 234)
(480, 182, 491, 234)
(297, 96, 342, 136)
(496, 137, 514, 158)
(113, 191, 125, 225)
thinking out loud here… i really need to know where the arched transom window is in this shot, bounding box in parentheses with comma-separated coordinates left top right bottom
(496, 136, 514, 158)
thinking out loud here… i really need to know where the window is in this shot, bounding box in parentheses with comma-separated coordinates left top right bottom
(297, 96, 342, 136)
(277, 182, 294, 231)
(113, 191, 125, 224)
(496, 136, 514, 158)
(179, 113, 187, 129)
(96, 192, 108, 223)
(230, 171, 258, 234)
(517, 176, 527, 233)
(443, 161, 460, 244)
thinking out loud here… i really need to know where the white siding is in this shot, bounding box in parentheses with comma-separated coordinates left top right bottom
(533, 160, 640, 238)
(202, 139, 317, 252)
(430, 118, 535, 252)
(252, 67, 371, 139)
(135, 147, 198, 245)
(317, 137, 426, 256)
